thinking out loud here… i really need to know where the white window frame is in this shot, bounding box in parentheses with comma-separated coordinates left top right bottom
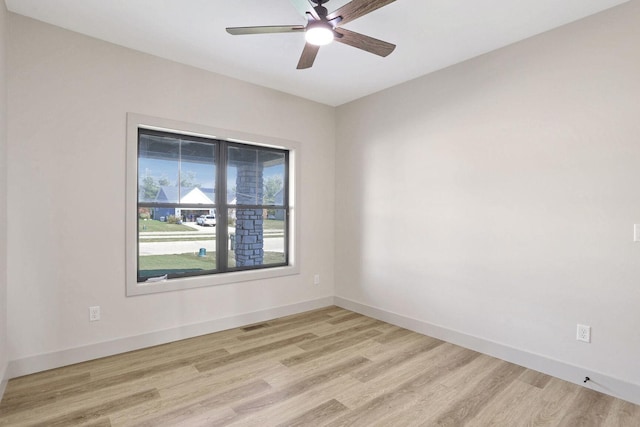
(126, 113, 300, 296)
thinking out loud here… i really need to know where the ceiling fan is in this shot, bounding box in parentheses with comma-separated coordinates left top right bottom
(226, 0, 397, 69)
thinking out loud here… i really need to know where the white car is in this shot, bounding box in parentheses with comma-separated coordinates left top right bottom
(198, 214, 216, 226)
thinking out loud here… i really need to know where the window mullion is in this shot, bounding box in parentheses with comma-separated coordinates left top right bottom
(217, 142, 228, 272)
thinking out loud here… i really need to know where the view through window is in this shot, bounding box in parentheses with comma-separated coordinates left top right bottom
(137, 129, 288, 282)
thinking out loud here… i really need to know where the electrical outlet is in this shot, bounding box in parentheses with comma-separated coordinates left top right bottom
(577, 324, 591, 343)
(313, 274, 320, 285)
(89, 306, 101, 322)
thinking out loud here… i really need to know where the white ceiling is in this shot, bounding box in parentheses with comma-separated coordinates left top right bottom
(5, 0, 628, 106)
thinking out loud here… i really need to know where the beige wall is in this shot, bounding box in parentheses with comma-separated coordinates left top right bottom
(335, 0, 640, 398)
(0, 0, 8, 390)
(6, 14, 335, 367)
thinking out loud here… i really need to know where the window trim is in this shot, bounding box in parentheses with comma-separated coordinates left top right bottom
(126, 113, 300, 296)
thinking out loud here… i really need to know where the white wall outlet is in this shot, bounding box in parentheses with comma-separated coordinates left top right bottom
(313, 274, 320, 285)
(634, 225, 640, 242)
(577, 324, 591, 343)
(89, 306, 101, 322)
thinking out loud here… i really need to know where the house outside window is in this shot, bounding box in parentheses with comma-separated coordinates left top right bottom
(126, 114, 299, 296)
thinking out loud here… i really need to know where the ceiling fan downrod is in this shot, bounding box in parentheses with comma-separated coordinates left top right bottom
(311, 0, 330, 20)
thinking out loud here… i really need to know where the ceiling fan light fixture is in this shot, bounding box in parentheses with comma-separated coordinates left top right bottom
(305, 22, 334, 46)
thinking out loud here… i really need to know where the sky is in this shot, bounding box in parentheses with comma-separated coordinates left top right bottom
(139, 152, 285, 205)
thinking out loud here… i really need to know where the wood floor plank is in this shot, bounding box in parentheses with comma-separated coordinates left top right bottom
(351, 336, 444, 383)
(87, 334, 235, 381)
(0, 372, 92, 407)
(34, 389, 159, 427)
(1, 306, 638, 426)
(373, 325, 413, 344)
(432, 360, 527, 425)
(4, 364, 92, 393)
(0, 365, 200, 426)
(241, 323, 269, 332)
(326, 312, 366, 324)
(149, 406, 237, 427)
(276, 399, 348, 427)
(334, 342, 462, 410)
(233, 356, 370, 415)
(194, 332, 317, 372)
(221, 326, 324, 354)
(377, 355, 503, 427)
(159, 355, 288, 401)
(235, 309, 334, 342)
(264, 306, 341, 327)
(108, 364, 278, 426)
(84, 418, 113, 427)
(603, 398, 640, 427)
(135, 379, 272, 427)
(226, 375, 364, 427)
(280, 329, 382, 367)
(296, 318, 382, 351)
(356, 329, 434, 362)
(1, 348, 229, 417)
(518, 368, 553, 389)
(558, 387, 615, 427)
(523, 376, 582, 426)
(263, 339, 382, 392)
(326, 346, 482, 426)
(466, 375, 543, 426)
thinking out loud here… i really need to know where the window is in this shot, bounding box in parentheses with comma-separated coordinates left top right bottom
(126, 114, 299, 295)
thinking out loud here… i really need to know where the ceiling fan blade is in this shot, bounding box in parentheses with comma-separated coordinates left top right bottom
(226, 25, 305, 35)
(297, 43, 320, 69)
(289, 0, 320, 20)
(327, 0, 396, 26)
(334, 27, 395, 57)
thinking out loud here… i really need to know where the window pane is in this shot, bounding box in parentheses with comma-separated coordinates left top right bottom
(263, 210, 286, 265)
(138, 214, 216, 279)
(138, 134, 179, 203)
(228, 208, 286, 268)
(262, 152, 286, 207)
(227, 146, 286, 206)
(179, 141, 216, 204)
(227, 146, 259, 205)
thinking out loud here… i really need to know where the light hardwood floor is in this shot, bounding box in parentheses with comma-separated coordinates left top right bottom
(1, 306, 639, 426)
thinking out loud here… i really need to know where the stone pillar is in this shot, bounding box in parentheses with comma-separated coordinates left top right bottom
(234, 161, 264, 266)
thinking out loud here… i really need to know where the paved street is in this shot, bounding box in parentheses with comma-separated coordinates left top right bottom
(139, 222, 285, 255)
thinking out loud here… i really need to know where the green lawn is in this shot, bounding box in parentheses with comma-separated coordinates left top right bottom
(139, 219, 198, 232)
(139, 253, 215, 278)
(139, 218, 282, 233)
(139, 237, 216, 243)
(139, 251, 286, 278)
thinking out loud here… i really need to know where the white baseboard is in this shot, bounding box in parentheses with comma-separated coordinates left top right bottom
(0, 362, 8, 403)
(6, 296, 334, 379)
(334, 295, 640, 406)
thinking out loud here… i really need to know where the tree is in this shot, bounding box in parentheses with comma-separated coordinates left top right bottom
(180, 171, 199, 188)
(263, 175, 283, 205)
(141, 176, 159, 201)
